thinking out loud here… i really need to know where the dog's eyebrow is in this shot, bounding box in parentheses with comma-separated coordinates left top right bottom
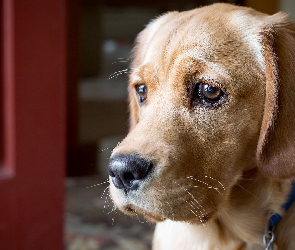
(130, 75, 144, 84)
(169, 52, 232, 82)
(204, 62, 231, 80)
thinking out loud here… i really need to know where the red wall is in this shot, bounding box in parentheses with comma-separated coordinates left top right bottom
(0, 0, 67, 249)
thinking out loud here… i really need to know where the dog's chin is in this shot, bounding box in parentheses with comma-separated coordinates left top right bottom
(120, 204, 166, 223)
(119, 203, 214, 225)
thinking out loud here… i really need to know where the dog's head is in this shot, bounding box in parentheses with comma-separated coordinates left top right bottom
(108, 4, 295, 224)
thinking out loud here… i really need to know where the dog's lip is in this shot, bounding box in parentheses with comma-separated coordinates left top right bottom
(123, 203, 214, 224)
(122, 204, 166, 222)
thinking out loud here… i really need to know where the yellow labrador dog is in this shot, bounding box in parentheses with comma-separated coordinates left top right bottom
(108, 3, 295, 249)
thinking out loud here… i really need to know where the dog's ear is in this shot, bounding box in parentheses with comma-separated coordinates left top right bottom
(256, 13, 295, 179)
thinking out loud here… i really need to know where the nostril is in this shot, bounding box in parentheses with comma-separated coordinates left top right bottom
(109, 171, 115, 177)
(108, 154, 153, 191)
(123, 172, 135, 182)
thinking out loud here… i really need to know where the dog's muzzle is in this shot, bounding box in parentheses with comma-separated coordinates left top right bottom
(108, 154, 153, 192)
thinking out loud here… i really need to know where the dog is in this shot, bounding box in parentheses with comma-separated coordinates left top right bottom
(107, 3, 295, 249)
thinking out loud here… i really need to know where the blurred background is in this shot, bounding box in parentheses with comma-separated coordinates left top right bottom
(0, 0, 294, 249)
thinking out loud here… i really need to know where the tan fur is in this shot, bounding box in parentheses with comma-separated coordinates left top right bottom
(109, 3, 295, 249)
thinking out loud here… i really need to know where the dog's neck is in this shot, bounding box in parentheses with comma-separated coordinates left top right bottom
(216, 168, 291, 248)
(153, 169, 292, 250)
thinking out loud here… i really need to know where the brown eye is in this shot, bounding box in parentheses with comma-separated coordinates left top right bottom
(200, 84, 223, 102)
(191, 82, 226, 107)
(135, 84, 147, 104)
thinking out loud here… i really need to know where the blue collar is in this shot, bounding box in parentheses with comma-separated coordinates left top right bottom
(268, 181, 295, 228)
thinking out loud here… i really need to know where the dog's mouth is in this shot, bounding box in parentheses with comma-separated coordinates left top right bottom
(119, 202, 214, 224)
(108, 164, 229, 225)
(123, 204, 166, 223)
(110, 177, 224, 225)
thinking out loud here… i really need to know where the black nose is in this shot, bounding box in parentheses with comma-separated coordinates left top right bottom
(108, 154, 153, 191)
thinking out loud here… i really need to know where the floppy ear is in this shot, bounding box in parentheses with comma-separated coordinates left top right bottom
(256, 13, 295, 179)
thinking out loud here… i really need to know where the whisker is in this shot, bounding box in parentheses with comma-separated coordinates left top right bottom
(111, 60, 131, 64)
(159, 184, 175, 220)
(108, 68, 129, 80)
(116, 57, 131, 61)
(106, 194, 118, 215)
(185, 200, 202, 215)
(237, 184, 258, 199)
(191, 185, 221, 194)
(186, 176, 221, 194)
(204, 175, 226, 190)
(174, 181, 206, 214)
(103, 191, 112, 212)
(135, 213, 146, 224)
(106, 205, 117, 215)
(98, 147, 113, 154)
(100, 186, 110, 199)
(190, 209, 207, 228)
(184, 199, 207, 230)
(86, 179, 109, 189)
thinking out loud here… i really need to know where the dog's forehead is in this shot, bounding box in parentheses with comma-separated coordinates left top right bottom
(131, 4, 265, 83)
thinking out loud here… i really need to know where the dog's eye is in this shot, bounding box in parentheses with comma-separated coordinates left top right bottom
(135, 84, 147, 104)
(192, 82, 226, 107)
(200, 84, 222, 101)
